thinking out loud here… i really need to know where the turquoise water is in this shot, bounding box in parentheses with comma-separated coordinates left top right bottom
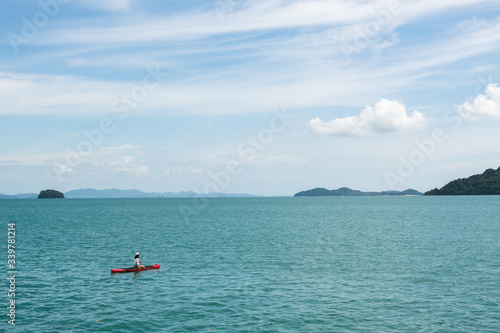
(2, 196, 500, 332)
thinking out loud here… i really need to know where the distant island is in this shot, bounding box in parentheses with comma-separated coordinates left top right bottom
(425, 167, 500, 195)
(64, 188, 258, 199)
(294, 187, 422, 197)
(0, 188, 259, 199)
(38, 189, 65, 199)
(4, 166, 500, 199)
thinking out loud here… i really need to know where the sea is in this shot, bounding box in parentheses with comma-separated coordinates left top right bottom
(1, 196, 500, 332)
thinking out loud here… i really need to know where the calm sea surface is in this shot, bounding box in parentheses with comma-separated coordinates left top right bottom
(2, 196, 500, 332)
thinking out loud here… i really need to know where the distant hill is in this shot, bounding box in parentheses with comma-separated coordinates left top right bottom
(15, 193, 38, 199)
(64, 188, 258, 199)
(0, 194, 18, 199)
(294, 187, 422, 197)
(0, 188, 258, 199)
(0, 193, 38, 199)
(425, 167, 500, 195)
(65, 188, 151, 199)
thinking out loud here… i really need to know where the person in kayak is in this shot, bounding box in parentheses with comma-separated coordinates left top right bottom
(134, 252, 144, 269)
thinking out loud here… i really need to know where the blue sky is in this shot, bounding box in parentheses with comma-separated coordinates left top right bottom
(1, 0, 500, 195)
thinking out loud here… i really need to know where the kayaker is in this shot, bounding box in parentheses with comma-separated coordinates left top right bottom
(134, 252, 144, 269)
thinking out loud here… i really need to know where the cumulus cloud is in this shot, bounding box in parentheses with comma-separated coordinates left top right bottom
(310, 99, 428, 136)
(460, 84, 500, 120)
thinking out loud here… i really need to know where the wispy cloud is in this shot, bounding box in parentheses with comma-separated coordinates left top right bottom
(39, 0, 496, 46)
(100, 144, 140, 151)
(237, 153, 309, 166)
(73, 0, 137, 12)
(93, 155, 149, 176)
(164, 166, 204, 177)
(203, 152, 308, 167)
(0, 150, 68, 166)
(36, 1, 387, 45)
(0, 72, 123, 116)
(3, 3, 500, 118)
(310, 99, 429, 136)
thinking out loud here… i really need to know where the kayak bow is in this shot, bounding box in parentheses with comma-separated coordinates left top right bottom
(111, 264, 160, 273)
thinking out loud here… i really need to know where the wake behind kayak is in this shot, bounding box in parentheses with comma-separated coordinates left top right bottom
(111, 264, 160, 273)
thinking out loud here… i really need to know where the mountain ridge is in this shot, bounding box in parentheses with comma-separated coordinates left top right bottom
(294, 187, 423, 197)
(64, 188, 259, 198)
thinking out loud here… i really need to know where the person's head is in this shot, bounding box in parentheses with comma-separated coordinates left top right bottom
(135, 252, 140, 259)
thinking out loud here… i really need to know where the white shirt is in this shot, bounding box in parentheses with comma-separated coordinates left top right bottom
(134, 258, 140, 267)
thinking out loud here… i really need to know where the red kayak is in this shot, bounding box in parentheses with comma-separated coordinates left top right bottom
(111, 264, 160, 273)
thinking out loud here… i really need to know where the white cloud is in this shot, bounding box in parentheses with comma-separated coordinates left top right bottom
(0, 72, 124, 116)
(460, 84, 500, 119)
(209, 152, 308, 167)
(187, 166, 204, 174)
(266, 154, 308, 164)
(53, 163, 75, 175)
(42, 0, 495, 46)
(0, 150, 68, 166)
(100, 144, 139, 151)
(120, 155, 133, 164)
(3, 3, 500, 118)
(75, 0, 136, 12)
(310, 99, 428, 136)
(39, 1, 391, 45)
(243, 154, 308, 166)
(165, 167, 182, 177)
(94, 155, 149, 176)
(165, 166, 204, 177)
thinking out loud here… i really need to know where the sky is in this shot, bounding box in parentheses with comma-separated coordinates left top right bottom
(1, 0, 500, 196)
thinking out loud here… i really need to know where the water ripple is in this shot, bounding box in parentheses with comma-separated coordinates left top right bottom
(2, 196, 500, 332)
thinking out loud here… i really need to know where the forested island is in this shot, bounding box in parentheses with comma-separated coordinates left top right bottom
(294, 187, 422, 197)
(38, 189, 65, 199)
(425, 167, 500, 195)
